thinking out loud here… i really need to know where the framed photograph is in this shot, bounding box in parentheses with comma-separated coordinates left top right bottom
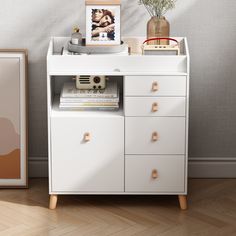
(86, 1, 121, 46)
(0, 50, 28, 188)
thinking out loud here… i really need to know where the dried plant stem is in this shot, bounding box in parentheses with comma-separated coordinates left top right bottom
(144, 4, 153, 17)
(139, 0, 177, 17)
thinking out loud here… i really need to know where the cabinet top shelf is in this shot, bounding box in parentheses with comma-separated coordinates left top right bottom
(48, 37, 188, 56)
(47, 37, 189, 75)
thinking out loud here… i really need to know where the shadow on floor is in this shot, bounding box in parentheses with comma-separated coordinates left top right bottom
(0, 178, 182, 210)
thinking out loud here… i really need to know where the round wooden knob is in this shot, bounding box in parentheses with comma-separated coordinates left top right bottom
(152, 102, 158, 112)
(152, 132, 159, 142)
(152, 82, 159, 92)
(84, 132, 91, 142)
(152, 169, 158, 179)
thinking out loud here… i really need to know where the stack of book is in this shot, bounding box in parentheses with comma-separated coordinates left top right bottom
(60, 81, 119, 110)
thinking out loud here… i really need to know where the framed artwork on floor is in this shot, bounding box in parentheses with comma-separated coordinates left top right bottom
(86, 0, 121, 46)
(0, 50, 28, 188)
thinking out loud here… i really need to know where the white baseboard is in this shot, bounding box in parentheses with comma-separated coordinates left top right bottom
(28, 157, 236, 178)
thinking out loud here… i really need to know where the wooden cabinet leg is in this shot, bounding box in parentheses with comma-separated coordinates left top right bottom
(178, 195, 187, 210)
(49, 194, 58, 210)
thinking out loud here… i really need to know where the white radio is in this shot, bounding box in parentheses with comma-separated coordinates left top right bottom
(73, 75, 107, 89)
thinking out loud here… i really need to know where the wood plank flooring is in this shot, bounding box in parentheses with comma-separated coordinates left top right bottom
(0, 179, 236, 236)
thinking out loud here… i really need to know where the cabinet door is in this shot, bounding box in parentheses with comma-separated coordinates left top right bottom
(51, 116, 124, 192)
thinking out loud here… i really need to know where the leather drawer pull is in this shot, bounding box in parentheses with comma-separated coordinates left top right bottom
(152, 169, 158, 179)
(152, 82, 159, 92)
(152, 132, 159, 142)
(152, 102, 159, 112)
(84, 133, 91, 142)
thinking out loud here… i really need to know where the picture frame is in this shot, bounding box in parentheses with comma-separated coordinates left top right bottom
(86, 0, 121, 46)
(0, 50, 28, 188)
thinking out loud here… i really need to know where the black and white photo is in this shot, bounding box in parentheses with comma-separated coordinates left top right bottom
(86, 5, 120, 45)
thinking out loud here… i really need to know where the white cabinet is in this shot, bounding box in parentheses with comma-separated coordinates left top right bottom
(47, 37, 190, 210)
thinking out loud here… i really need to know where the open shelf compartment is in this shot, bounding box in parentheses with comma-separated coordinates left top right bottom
(49, 75, 124, 118)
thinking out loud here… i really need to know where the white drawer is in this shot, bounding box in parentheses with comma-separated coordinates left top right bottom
(125, 97, 186, 117)
(125, 76, 186, 96)
(125, 155, 185, 193)
(51, 116, 124, 192)
(125, 117, 185, 155)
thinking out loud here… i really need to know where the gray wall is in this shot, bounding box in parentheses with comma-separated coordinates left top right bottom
(0, 0, 236, 176)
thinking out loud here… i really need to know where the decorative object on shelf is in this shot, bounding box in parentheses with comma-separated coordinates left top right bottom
(142, 37, 180, 55)
(147, 16, 169, 45)
(85, 0, 121, 46)
(0, 50, 28, 188)
(71, 27, 83, 45)
(139, 0, 177, 45)
(73, 75, 107, 90)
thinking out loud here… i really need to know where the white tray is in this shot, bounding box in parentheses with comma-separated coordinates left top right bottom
(68, 39, 128, 54)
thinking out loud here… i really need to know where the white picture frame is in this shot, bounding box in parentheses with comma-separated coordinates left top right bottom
(86, 5, 121, 45)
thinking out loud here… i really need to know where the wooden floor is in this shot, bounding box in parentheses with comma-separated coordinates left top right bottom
(1, 179, 236, 236)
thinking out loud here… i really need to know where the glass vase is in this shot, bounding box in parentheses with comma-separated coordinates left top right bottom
(147, 16, 170, 45)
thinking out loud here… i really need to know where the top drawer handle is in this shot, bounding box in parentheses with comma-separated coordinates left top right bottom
(152, 82, 159, 92)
